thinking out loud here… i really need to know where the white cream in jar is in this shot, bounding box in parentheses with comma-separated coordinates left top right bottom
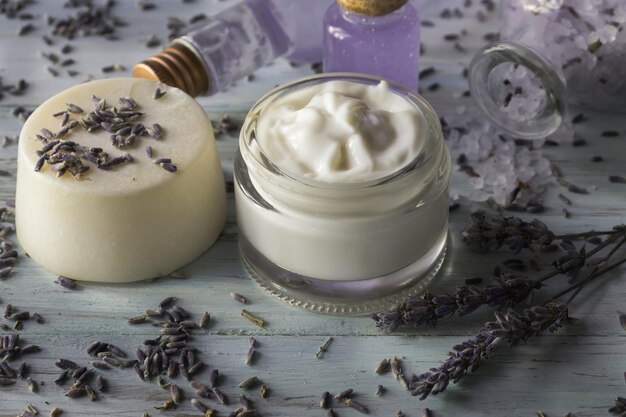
(255, 80, 422, 183)
(234, 74, 450, 313)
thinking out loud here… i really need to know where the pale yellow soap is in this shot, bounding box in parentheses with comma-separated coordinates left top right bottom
(16, 78, 226, 282)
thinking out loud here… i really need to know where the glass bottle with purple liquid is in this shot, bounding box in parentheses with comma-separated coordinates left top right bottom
(133, 0, 331, 97)
(323, 0, 420, 91)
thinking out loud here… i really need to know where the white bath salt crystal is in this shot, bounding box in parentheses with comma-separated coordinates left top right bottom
(499, 0, 626, 111)
(445, 104, 554, 206)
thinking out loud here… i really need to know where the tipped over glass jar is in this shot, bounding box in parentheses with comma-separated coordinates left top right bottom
(234, 73, 451, 314)
(470, 0, 626, 139)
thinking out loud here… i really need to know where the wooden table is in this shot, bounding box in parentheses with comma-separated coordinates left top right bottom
(1, 1, 625, 416)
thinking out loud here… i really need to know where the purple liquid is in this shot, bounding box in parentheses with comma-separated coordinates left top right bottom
(323, 3, 420, 91)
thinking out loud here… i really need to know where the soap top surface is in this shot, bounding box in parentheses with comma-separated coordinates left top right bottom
(19, 77, 213, 195)
(255, 80, 423, 183)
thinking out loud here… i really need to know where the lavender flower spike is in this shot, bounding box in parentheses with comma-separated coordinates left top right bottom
(409, 301, 568, 400)
(373, 272, 539, 332)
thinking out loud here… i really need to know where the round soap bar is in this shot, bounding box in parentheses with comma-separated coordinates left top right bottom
(16, 78, 226, 282)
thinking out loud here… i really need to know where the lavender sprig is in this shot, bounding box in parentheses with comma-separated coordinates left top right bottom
(373, 273, 539, 332)
(408, 239, 626, 401)
(409, 301, 569, 400)
(375, 215, 626, 332)
(461, 210, 556, 253)
(462, 210, 623, 253)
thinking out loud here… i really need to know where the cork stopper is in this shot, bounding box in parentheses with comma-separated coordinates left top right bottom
(132, 41, 209, 97)
(336, 0, 408, 16)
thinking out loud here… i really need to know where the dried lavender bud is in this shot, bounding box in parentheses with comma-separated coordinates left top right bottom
(188, 361, 204, 376)
(9, 311, 29, 321)
(153, 88, 167, 99)
(238, 376, 260, 389)
(170, 383, 182, 403)
(86, 341, 104, 356)
(72, 366, 87, 379)
(159, 296, 176, 308)
(66, 103, 84, 114)
(96, 374, 106, 392)
(17, 23, 35, 36)
(128, 315, 148, 324)
(54, 369, 69, 385)
(602, 130, 619, 137)
(245, 346, 255, 365)
(345, 398, 369, 414)
(77, 368, 94, 384)
(334, 388, 353, 400)
(198, 312, 210, 329)
(55, 359, 77, 370)
(56, 276, 77, 289)
(376, 385, 385, 396)
(609, 175, 626, 184)
(209, 368, 219, 387)
(240, 393, 253, 409)
(231, 292, 247, 304)
(320, 391, 330, 409)
(423, 408, 433, 417)
(375, 358, 390, 374)
(64, 385, 86, 398)
(106, 343, 126, 357)
(190, 398, 209, 413)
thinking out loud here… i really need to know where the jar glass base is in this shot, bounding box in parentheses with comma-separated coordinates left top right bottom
(239, 231, 447, 315)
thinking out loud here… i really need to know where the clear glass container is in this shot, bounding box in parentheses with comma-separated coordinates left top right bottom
(469, 0, 626, 139)
(133, 0, 332, 96)
(323, 0, 421, 91)
(234, 73, 450, 315)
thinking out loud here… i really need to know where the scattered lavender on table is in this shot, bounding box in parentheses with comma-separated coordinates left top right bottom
(0, 76, 29, 101)
(0, 207, 18, 279)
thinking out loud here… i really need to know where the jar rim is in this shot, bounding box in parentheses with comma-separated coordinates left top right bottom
(239, 72, 445, 191)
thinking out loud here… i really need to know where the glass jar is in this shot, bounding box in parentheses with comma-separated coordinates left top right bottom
(469, 0, 626, 139)
(133, 0, 332, 97)
(234, 73, 451, 314)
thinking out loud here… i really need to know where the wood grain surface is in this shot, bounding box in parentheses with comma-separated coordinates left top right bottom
(0, 1, 625, 416)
